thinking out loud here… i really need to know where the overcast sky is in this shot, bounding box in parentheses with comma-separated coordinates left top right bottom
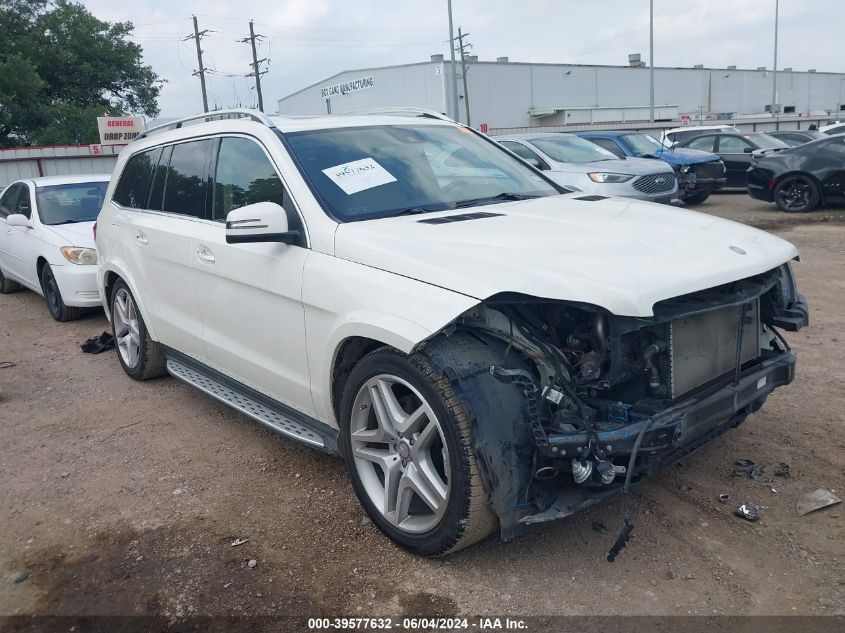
(81, 0, 844, 117)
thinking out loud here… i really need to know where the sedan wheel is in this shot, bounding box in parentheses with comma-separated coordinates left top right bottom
(774, 175, 820, 213)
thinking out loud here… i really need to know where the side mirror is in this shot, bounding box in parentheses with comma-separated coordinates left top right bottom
(743, 147, 754, 153)
(6, 213, 31, 228)
(225, 202, 299, 245)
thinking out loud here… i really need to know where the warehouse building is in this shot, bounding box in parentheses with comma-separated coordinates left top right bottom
(276, 55, 845, 131)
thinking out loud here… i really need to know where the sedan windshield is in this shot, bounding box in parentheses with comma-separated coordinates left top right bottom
(747, 133, 790, 150)
(530, 136, 618, 164)
(36, 182, 108, 225)
(620, 133, 664, 157)
(284, 124, 560, 222)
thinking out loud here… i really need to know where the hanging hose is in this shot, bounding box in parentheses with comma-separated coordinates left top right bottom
(607, 414, 655, 562)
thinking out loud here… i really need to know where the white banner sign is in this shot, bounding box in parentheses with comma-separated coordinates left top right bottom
(96, 116, 145, 145)
(320, 76, 374, 99)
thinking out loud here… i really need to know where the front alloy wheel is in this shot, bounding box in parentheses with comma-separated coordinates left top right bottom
(349, 374, 450, 533)
(340, 349, 497, 556)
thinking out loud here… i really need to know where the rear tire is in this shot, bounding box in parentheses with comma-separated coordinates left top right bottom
(110, 279, 167, 380)
(339, 348, 497, 556)
(40, 264, 82, 322)
(0, 265, 20, 294)
(681, 190, 710, 205)
(774, 175, 820, 213)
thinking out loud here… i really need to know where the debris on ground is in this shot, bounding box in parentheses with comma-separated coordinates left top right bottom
(718, 493, 730, 504)
(230, 538, 248, 547)
(761, 478, 779, 493)
(796, 489, 842, 516)
(80, 332, 115, 354)
(774, 463, 791, 478)
(591, 521, 608, 533)
(247, 559, 257, 569)
(14, 571, 29, 584)
(732, 459, 765, 479)
(735, 503, 762, 521)
(0, 361, 15, 369)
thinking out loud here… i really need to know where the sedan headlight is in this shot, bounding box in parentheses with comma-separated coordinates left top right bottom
(60, 246, 97, 265)
(587, 172, 634, 183)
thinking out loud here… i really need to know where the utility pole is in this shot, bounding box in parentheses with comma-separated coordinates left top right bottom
(456, 27, 472, 127)
(185, 15, 209, 113)
(447, 0, 460, 121)
(772, 0, 779, 119)
(649, 0, 654, 122)
(242, 20, 268, 112)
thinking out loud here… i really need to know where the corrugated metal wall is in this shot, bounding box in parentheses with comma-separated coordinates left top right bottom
(0, 145, 121, 187)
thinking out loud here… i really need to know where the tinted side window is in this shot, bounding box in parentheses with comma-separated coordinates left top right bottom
(501, 141, 540, 161)
(718, 135, 752, 153)
(213, 138, 284, 221)
(590, 138, 626, 158)
(687, 135, 716, 152)
(113, 149, 157, 209)
(162, 140, 213, 218)
(0, 184, 21, 219)
(147, 146, 170, 211)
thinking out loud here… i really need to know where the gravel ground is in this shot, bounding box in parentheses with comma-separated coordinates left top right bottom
(0, 193, 843, 620)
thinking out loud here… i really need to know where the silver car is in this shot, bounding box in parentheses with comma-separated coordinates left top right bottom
(495, 133, 678, 203)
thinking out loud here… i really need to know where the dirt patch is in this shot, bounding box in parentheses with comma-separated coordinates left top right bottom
(1, 200, 844, 618)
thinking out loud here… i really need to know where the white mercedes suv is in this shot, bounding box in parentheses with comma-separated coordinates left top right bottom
(96, 109, 808, 557)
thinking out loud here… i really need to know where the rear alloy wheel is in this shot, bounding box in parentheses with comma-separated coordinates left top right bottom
(774, 175, 820, 213)
(40, 264, 81, 322)
(110, 280, 167, 380)
(0, 265, 20, 294)
(340, 349, 497, 556)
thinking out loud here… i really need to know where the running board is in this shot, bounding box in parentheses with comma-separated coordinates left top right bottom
(166, 357, 337, 454)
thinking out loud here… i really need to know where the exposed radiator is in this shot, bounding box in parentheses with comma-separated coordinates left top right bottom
(668, 300, 760, 399)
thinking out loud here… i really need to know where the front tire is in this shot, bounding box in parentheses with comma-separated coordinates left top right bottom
(339, 348, 497, 556)
(0, 265, 20, 294)
(774, 175, 820, 213)
(41, 264, 82, 322)
(681, 190, 710, 205)
(110, 280, 167, 380)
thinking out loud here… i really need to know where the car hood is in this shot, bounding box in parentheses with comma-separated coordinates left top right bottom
(549, 157, 673, 175)
(334, 194, 797, 317)
(653, 147, 721, 165)
(43, 221, 95, 248)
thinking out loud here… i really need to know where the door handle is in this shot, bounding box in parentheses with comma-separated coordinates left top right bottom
(135, 232, 148, 246)
(196, 246, 215, 263)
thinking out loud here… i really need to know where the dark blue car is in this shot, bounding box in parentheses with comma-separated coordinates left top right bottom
(575, 131, 726, 204)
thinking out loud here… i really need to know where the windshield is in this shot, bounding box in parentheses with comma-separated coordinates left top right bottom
(748, 133, 790, 150)
(530, 136, 618, 164)
(620, 133, 664, 157)
(35, 182, 108, 225)
(283, 124, 560, 222)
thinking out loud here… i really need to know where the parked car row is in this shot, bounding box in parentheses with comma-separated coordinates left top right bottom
(0, 108, 809, 558)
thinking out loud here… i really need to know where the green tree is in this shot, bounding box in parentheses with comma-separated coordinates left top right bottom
(0, 0, 162, 146)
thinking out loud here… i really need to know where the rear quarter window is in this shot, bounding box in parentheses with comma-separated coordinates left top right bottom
(113, 149, 157, 209)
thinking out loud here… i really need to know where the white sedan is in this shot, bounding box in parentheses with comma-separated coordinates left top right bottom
(0, 174, 110, 321)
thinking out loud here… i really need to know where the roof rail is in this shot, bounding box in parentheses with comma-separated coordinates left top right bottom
(343, 107, 455, 123)
(137, 108, 277, 141)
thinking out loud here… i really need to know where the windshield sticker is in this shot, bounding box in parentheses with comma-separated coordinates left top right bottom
(322, 158, 397, 195)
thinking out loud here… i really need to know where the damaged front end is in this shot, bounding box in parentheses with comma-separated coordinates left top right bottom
(421, 262, 808, 546)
